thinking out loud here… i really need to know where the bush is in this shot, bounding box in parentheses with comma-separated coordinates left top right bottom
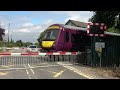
(0, 49, 3, 52)
(107, 26, 120, 33)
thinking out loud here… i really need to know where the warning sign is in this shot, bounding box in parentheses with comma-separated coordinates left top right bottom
(95, 42, 105, 48)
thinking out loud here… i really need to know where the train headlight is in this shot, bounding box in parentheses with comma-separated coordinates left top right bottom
(52, 43, 55, 47)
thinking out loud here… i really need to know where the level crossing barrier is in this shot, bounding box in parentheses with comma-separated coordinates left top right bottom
(0, 52, 80, 67)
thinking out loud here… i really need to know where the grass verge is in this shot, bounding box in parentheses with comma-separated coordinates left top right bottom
(93, 66, 120, 78)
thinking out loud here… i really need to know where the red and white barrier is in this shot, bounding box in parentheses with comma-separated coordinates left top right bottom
(0, 48, 12, 49)
(0, 52, 78, 56)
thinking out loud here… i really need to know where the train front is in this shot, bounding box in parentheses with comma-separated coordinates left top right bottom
(41, 24, 60, 52)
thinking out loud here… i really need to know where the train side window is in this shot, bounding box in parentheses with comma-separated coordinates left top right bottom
(71, 34, 77, 43)
(66, 32, 69, 42)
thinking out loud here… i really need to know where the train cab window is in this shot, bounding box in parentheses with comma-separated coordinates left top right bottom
(65, 32, 69, 42)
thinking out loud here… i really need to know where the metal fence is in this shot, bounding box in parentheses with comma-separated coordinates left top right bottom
(102, 36, 120, 67)
(73, 35, 120, 67)
(0, 53, 78, 68)
(79, 35, 120, 67)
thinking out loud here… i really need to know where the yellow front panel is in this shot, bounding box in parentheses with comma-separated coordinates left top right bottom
(42, 41, 54, 48)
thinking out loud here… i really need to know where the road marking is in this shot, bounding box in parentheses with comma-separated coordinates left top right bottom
(57, 62, 97, 79)
(39, 69, 56, 74)
(24, 64, 31, 79)
(0, 72, 8, 75)
(0, 65, 10, 68)
(28, 64, 35, 74)
(32, 64, 73, 68)
(25, 69, 29, 75)
(53, 70, 65, 78)
(0, 63, 73, 71)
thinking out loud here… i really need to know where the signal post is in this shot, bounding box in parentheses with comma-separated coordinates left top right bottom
(87, 22, 107, 67)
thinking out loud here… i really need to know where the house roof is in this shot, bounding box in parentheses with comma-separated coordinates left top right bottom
(65, 19, 88, 28)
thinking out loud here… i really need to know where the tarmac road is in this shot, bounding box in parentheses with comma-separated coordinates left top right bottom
(0, 62, 88, 79)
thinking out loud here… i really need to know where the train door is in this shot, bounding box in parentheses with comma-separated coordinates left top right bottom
(56, 28, 65, 51)
(71, 33, 78, 51)
(63, 29, 72, 51)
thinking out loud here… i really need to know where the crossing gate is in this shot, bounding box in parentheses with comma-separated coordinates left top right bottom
(0, 52, 80, 69)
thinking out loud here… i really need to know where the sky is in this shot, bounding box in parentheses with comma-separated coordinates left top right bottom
(0, 11, 93, 43)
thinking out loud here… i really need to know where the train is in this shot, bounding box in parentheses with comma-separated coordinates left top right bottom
(40, 24, 92, 52)
(40, 23, 120, 52)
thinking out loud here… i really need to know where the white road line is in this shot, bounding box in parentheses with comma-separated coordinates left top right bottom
(25, 69, 29, 75)
(24, 64, 31, 79)
(0, 68, 26, 71)
(39, 69, 56, 74)
(0, 63, 73, 71)
(32, 64, 73, 68)
(28, 64, 35, 74)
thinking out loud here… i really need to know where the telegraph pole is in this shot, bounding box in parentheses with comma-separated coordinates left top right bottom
(11, 32, 12, 42)
(8, 23, 10, 45)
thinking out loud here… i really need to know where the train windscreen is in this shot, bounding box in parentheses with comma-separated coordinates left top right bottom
(43, 29, 59, 40)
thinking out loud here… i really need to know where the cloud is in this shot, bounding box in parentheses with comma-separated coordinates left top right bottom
(22, 22, 34, 27)
(32, 25, 42, 30)
(9, 19, 55, 43)
(64, 15, 91, 23)
(51, 11, 93, 23)
(64, 15, 80, 22)
(18, 28, 31, 33)
(51, 11, 93, 16)
(46, 19, 53, 24)
(1, 11, 94, 43)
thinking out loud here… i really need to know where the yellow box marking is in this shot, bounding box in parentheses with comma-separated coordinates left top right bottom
(0, 72, 8, 75)
(53, 70, 65, 78)
(57, 62, 97, 79)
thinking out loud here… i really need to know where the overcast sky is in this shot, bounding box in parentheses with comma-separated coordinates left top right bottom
(0, 11, 93, 43)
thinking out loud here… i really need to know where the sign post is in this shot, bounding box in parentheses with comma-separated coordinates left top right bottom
(87, 22, 107, 67)
(99, 47, 102, 67)
(3, 37, 7, 52)
(95, 42, 105, 67)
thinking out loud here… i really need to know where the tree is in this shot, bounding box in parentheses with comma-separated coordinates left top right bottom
(0, 27, 5, 41)
(22, 42, 33, 47)
(34, 42, 39, 47)
(37, 31, 46, 47)
(90, 11, 120, 32)
(16, 40, 23, 47)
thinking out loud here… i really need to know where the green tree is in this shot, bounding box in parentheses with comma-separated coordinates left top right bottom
(0, 27, 5, 41)
(16, 40, 23, 47)
(34, 42, 39, 47)
(37, 31, 46, 47)
(23, 42, 33, 47)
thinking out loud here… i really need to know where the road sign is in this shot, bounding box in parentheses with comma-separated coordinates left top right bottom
(95, 42, 105, 48)
(87, 22, 107, 37)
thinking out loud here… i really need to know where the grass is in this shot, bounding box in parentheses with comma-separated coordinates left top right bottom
(110, 66, 120, 78)
(93, 66, 120, 78)
(0, 49, 3, 52)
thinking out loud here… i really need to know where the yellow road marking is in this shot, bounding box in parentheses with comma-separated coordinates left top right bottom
(1, 65, 10, 68)
(39, 68, 65, 78)
(53, 70, 65, 78)
(0, 72, 8, 75)
(57, 62, 97, 79)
